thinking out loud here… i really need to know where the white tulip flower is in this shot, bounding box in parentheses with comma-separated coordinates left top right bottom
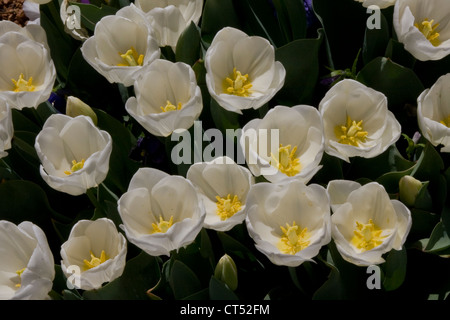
(60, 218, 127, 291)
(34, 114, 113, 196)
(81, 7, 160, 87)
(186, 156, 255, 232)
(318, 79, 401, 162)
(135, 0, 203, 25)
(125, 59, 203, 137)
(394, 0, 450, 61)
(0, 20, 48, 48)
(240, 105, 324, 184)
(355, 0, 395, 9)
(245, 180, 331, 267)
(328, 180, 412, 266)
(0, 220, 55, 300)
(22, 1, 41, 25)
(0, 100, 13, 159)
(0, 31, 55, 110)
(417, 73, 450, 152)
(118, 168, 206, 257)
(204, 27, 286, 114)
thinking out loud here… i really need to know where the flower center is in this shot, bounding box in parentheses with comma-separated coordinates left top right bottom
(351, 219, 386, 252)
(151, 215, 174, 234)
(117, 47, 144, 67)
(64, 159, 85, 175)
(277, 222, 310, 255)
(83, 250, 108, 270)
(335, 115, 368, 146)
(223, 67, 253, 97)
(216, 194, 242, 220)
(11, 73, 35, 92)
(271, 144, 301, 177)
(415, 18, 441, 47)
(440, 115, 450, 127)
(160, 100, 182, 113)
(14, 267, 26, 288)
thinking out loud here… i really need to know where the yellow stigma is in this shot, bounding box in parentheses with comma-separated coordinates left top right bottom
(440, 115, 450, 127)
(271, 144, 301, 177)
(335, 115, 368, 147)
(15, 267, 26, 288)
(277, 222, 310, 255)
(151, 215, 174, 234)
(351, 219, 386, 252)
(415, 18, 441, 47)
(64, 159, 85, 175)
(160, 100, 182, 113)
(11, 73, 35, 92)
(215, 194, 242, 221)
(83, 250, 108, 270)
(117, 47, 144, 67)
(223, 67, 253, 97)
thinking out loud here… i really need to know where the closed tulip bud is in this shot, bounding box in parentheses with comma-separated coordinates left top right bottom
(399, 175, 423, 207)
(214, 254, 238, 291)
(66, 96, 98, 126)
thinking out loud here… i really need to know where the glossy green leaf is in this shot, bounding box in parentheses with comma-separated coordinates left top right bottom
(209, 276, 239, 300)
(68, 2, 118, 31)
(272, 0, 307, 43)
(169, 260, 203, 300)
(176, 21, 202, 66)
(382, 247, 407, 291)
(201, 0, 240, 44)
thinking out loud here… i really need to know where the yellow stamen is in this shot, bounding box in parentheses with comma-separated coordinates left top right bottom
(277, 222, 310, 255)
(64, 159, 85, 175)
(223, 67, 253, 97)
(271, 144, 301, 177)
(11, 73, 35, 92)
(151, 215, 174, 234)
(83, 250, 108, 270)
(415, 18, 441, 47)
(440, 115, 450, 127)
(215, 194, 242, 221)
(350, 219, 386, 252)
(15, 267, 26, 288)
(117, 47, 145, 67)
(160, 100, 182, 113)
(335, 115, 368, 147)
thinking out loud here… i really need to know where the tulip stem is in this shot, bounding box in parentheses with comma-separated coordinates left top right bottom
(86, 187, 100, 209)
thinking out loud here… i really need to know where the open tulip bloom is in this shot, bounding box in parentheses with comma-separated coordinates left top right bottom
(186, 156, 254, 232)
(240, 105, 324, 184)
(417, 73, 450, 152)
(118, 168, 206, 257)
(0, 31, 56, 110)
(125, 59, 203, 137)
(60, 218, 127, 291)
(327, 180, 412, 266)
(0, 100, 13, 159)
(204, 27, 286, 114)
(81, 6, 160, 87)
(319, 79, 401, 162)
(245, 180, 331, 267)
(355, 0, 396, 9)
(34, 114, 113, 196)
(394, 0, 450, 61)
(0, 221, 55, 300)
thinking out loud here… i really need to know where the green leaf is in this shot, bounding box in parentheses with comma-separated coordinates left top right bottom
(69, 2, 118, 31)
(176, 21, 202, 66)
(274, 29, 324, 105)
(201, 0, 240, 44)
(382, 247, 407, 291)
(385, 38, 416, 69)
(209, 276, 239, 300)
(83, 252, 160, 300)
(423, 222, 450, 255)
(362, 9, 389, 65)
(272, 0, 307, 43)
(169, 260, 203, 300)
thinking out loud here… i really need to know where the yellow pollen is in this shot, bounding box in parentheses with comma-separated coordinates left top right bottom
(223, 67, 253, 97)
(64, 159, 85, 175)
(440, 115, 450, 127)
(83, 250, 108, 270)
(215, 194, 242, 220)
(335, 115, 368, 147)
(277, 222, 310, 255)
(151, 215, 174, 234)
(117, 47, 144, 67)
(271, 144, 301, 177)
(160, 100, 182, 113)
(11, 73, 35, 92)
(350, 219, 386, 252)
(15, 267, 26, 288)
(415, 18, 441, 47)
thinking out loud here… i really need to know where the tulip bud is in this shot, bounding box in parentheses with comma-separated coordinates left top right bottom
(66, 96, 98, 125)
(399, 175, 422, 206)
(214, 254, 238, 291)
